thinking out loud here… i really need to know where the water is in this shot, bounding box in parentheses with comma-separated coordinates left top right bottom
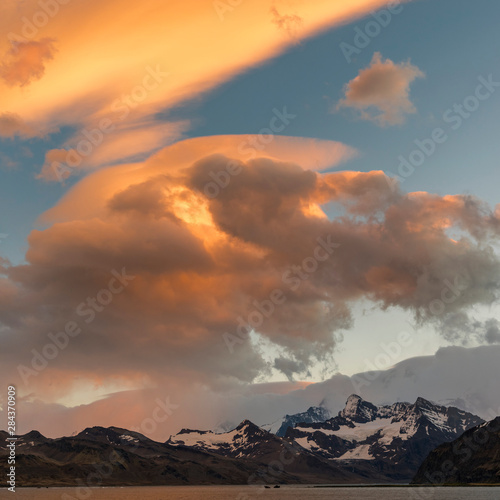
(2, 486, 499, 500)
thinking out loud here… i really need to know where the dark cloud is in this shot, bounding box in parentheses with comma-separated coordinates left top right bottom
(484, 319, 500, 344)
(441, 314, 500, 345)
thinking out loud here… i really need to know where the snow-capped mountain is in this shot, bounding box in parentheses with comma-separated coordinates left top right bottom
(1, 395, 487, 486)
(0, 427, 273, 487)
(286, 394, 483, 480)
(166, 419, 368, 483)
(167, 394, 483, 481)
(0, 425, 373, 486)
(167, 420, 281, 459)
(262, 406, 331, 436)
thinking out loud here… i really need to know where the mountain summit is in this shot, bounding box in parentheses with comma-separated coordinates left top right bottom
(339, 394, 378, 423)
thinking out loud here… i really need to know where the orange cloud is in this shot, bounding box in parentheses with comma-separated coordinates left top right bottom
(0, 38, 56, 87)
(0, 112, 53, 138)
(37, 120, 191, 182)
(270, 6, 304, 40)
(1, 138, 499, 412)
(38, 134, 358, 191)
(0, 0, 410, 169)
(337, 52, 425, 126)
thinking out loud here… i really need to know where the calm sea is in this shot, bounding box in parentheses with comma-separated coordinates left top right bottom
(2, 486, 499, 500)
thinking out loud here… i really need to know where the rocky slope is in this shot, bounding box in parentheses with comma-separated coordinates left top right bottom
(412, 416, 500, 484)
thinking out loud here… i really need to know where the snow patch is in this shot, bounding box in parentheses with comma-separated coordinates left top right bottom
(337, 444, 374, 460)
(119, 434, 139, 443)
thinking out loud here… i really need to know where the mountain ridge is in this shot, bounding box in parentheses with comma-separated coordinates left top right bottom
(283, 394, 483, 481)
(412, 416, 500, 484)
(0, 394, 489, 486)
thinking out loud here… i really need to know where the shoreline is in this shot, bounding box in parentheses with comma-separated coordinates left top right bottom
(2, 483, 500, 490)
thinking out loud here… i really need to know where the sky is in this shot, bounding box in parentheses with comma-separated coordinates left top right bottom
(1, 0, 500, 438)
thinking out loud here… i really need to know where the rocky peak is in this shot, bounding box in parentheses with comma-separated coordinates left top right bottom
(339, 394, 378, 423)
(235, 420, 267, 438)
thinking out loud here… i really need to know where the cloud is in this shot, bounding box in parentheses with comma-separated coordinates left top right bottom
(0, 38, 56, 87)
(0, 0, 409, 165)
(484, 319, 500, 344)
(270, 6, 304, 39)
(0, 112, 51, 139)
(3, 345, 500, 440)
(37, 149, 75, 182)
(337, 52, 425, 126)
(1, 137, 500, 413)
(0, 152, 18, 171)
(37, 133, 357, 183)
(440, 314, 500, 346)
(37, 120, 190, 182)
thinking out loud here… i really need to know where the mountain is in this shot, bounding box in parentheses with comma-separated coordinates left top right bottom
(262, 406, 331, 436)
(167, 419, 370, 483)
(168, 420, 283, 459)
(0, 395, 486, 487)
(0, 426, 263, 487)
(412, 416, 500, 484)
(285, 394, 483, 481)
(0, 424, 365, 487)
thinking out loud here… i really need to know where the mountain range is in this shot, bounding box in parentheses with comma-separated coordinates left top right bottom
(284, 394, 483, 481)
(1, 394, 495, 487)
(169, 394, 482, 482)
(0, 422, 369, 487)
